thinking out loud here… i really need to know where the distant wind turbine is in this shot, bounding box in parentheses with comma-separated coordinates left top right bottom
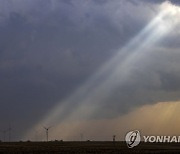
(80, 133, 84, 141)
(1, 130, 8, 142)
(113, 135, 116, 142)
(43, 126, 52, 142)
(8, 124, 12, 142)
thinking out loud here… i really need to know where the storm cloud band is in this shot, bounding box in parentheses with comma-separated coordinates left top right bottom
(0, 0, 180, 141)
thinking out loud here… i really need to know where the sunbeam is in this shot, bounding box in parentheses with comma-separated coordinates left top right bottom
(24, 1, 180, 140)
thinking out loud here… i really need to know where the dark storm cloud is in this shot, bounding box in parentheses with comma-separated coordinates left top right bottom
(0, 0, 180, 140)
(90, 47, 180, 118)
(139, 0, 180, 5)
(0, 0, 146, 139)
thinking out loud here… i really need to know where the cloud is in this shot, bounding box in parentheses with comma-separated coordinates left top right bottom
(25, 101, 180, 141)
(0, 0, 152, 136)
(139, 0, 180, 5)
(0, 0, 180, 140)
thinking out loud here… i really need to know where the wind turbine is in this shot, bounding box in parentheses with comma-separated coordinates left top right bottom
(80, 133, 84, 141)
(8, 124, 12, 142)
(43, 126, 52, 142)
(113, 135, 116, 142)
(1, 130, 8, 142)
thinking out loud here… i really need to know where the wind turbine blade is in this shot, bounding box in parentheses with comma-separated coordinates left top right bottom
(42, 125, 47, 130)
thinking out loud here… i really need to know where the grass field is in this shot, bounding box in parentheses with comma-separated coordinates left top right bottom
(0, 141, 180, 154)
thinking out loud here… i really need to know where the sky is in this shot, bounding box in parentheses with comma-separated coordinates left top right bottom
(0, 0, 180, 141)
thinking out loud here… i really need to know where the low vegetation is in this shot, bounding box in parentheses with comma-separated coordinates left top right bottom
(0, 141, 180, 153)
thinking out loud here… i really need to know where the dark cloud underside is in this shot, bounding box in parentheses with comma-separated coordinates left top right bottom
(0, 0, 179, 140)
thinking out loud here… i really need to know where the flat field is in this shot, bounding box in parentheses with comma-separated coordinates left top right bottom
(0, 141, 180, 154)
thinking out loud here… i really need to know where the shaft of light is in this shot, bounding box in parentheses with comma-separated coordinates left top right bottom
(23, 2, 180, 140)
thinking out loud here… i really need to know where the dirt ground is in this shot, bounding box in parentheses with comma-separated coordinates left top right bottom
(0, 141, 180, 154)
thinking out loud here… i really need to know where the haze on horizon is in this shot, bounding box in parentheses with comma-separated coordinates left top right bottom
(0, 0, 180, 141)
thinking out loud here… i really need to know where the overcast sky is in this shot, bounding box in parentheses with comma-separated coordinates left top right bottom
(0, 0, 180, 141)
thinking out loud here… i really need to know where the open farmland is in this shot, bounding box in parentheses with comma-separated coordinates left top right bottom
(0, 141, 180, 154)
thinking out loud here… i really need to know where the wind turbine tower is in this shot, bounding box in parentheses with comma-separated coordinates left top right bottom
(1, 130, 7, 142)
(43, 126, 51, 142)
(113, 135, 116, 142)
(8, 124, 12, 142)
